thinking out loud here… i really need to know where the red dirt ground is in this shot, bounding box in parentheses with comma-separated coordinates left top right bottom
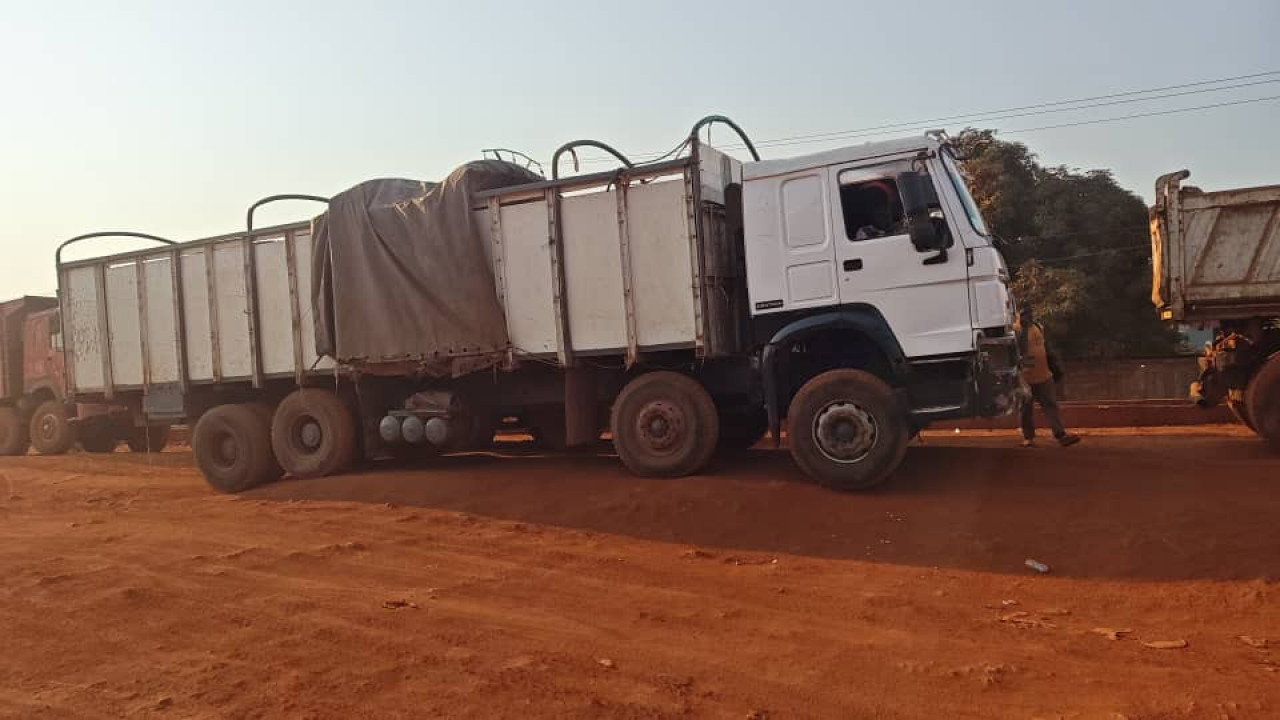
(2, 426, 1278, 719)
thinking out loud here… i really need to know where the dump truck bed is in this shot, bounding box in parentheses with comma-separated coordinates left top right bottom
(1151, 171, 1280, 322)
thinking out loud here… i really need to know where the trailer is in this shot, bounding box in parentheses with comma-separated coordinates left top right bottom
(1151, 170, 1280, 447)
(57, 116, 1022, 492)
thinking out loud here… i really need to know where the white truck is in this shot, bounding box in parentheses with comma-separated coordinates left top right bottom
(1151, 170, 1280, 448)
(56, 116, 1021, 493)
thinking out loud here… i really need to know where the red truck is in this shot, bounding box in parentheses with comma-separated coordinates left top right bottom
(0, 296, 169, 456)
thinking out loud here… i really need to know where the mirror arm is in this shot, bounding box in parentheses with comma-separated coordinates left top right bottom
(922, 248, 949, 265)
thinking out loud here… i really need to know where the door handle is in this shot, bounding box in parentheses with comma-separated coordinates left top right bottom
(843, 258, 863, 272)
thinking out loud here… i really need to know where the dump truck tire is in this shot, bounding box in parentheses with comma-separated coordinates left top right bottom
(193, 404, 278, 493)
(29, 400, 75, 455)
(786, 369, 908, 491)
(271, 389, 357, 478)
(0, 406, 28, 456)
(611, 372, 719, 477)
(1245, 354, 1280, 451)
(126, 425, 171, 453)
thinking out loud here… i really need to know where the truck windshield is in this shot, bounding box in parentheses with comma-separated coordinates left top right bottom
(941, 149, 990, 236)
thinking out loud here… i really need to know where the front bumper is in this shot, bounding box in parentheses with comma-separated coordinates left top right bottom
(974, 335, 1024, 417)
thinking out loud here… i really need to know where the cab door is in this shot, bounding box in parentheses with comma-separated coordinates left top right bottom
(828, 160, 973, 358)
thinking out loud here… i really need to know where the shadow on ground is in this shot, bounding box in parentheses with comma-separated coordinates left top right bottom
(233, 432, 1280, 582)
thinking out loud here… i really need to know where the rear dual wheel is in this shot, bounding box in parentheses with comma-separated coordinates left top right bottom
(271, 389, 356, 479)
(611, 372, 719, 477)
(194, 404, 280, 493)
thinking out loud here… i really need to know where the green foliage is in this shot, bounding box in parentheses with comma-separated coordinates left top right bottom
(952, 129, 1184, 359)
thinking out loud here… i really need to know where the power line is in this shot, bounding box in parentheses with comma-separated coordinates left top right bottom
(568, 69, 1280, 165)
(750, 78, 1279, 150)
(1003, 94, 1280, 134)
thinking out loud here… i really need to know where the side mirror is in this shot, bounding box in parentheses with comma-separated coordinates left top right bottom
(897, 172, 948, 253)
(897, 171, 938, 216)
(907, 216, 947, 252)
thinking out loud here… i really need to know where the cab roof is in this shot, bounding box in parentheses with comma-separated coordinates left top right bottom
(742, 135, 941, 181)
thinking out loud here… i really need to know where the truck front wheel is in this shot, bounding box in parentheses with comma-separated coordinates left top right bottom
(0, 406, 29, 456)
(194, 404, 279, 493)
(611, 371, 719, 477)
(29, 400, 75, 455)
(271, 389, 356, 478)
(786, 369, 908, 491)
(1245, 354, 1280, 451)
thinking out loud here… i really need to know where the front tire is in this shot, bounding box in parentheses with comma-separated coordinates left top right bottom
(271, 389, 357, 478)
(0, 406, 28, 456)
(786, 369, 908, 491)
(29, 400, 75, 455)
(611, 371, 719, 477)
(193, 404, 279, 493)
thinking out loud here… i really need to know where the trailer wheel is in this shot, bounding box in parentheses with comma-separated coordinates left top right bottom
(1245, 354, 1280, 451)
(126, 425, 171, 453)
(29, 400, 75, 455)
(717, 406, 769, 451)
(0, 406, 28, 456)
(77, 417, 120, 453)
(194, 404, 278, 493)
(272, 389, 356, 478)
(786, 369, 908, 491)
(611, 372, 719, 477)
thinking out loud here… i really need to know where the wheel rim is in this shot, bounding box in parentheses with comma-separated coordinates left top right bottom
(292, 416, 324, 454)
(213, 432, 240, 469)
(812, 401, 878, 464)
(635, 400, 686, 455)
(37, 414, 58, 441)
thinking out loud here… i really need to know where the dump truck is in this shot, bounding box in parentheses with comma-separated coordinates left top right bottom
(1151, 170, 1280, 448)
(0, 297, 168, 455)
(55, 116, 1021, 493)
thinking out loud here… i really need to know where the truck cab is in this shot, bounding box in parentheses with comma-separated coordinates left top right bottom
(741, 134, 1020, 442)
(0, 296, 70, 455)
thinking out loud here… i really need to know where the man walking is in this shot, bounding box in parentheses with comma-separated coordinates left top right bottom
(1017, 306, 1081, 448)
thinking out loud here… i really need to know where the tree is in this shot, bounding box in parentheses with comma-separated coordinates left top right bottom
(951, 129, 1183, 359)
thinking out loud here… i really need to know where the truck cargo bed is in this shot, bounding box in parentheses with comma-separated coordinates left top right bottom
(1151, 171, 1280, 322)
(58, 146, 745, 402)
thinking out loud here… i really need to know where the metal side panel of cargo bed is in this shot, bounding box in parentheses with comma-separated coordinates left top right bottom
(1152, 171, 1280, 322)
(59, 224, 335, 400)
(473, 146, 745, 366)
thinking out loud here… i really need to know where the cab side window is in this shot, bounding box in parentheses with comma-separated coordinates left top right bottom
(839, 178, 906, 241)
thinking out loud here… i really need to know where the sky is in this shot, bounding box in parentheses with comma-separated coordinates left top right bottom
(1, 0, 1277, 297)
